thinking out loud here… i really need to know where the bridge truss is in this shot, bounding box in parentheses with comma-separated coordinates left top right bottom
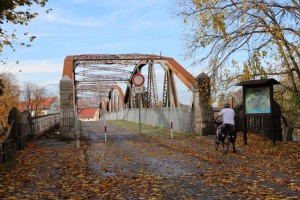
(63, 54, 195, 113)
(60, 54, 216, 139)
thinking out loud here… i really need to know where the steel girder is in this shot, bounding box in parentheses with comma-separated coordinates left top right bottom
(76, 66, 131, 74)
(63, 54, 196, 112)
(76, 73, 130, 80)
(73, 55, 163, 111)
(74, 54, 163, 68)
(74, 54, 163, 62)
(146, 63, 158, 108)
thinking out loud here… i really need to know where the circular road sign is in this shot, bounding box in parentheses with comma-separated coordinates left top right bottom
(132, 73, 145, 86)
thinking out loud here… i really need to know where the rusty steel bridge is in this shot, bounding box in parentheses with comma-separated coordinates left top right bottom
(60, 54, 215, 140)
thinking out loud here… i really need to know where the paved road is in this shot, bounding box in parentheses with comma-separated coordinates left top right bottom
(81, 121, 219, 199)
(80, 120, 300, 199)
(1, 120, 298, 199)
(81, 120, 202, 177)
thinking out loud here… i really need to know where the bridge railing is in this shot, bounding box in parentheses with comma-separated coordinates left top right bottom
(1, 113, 60, 163)
(32, 113, 60, 138)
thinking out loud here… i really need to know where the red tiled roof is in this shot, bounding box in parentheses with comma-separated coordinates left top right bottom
(19, 97, 57, 111)
(78, 108, 98, 118)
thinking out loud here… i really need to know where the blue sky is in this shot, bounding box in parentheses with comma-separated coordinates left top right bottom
(1, 0, 202, 103)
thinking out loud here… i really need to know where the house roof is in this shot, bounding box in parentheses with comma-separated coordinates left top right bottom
(237, 78, 281, 86)
(78, 108, 99, 118)
(19, 97, 57, 111)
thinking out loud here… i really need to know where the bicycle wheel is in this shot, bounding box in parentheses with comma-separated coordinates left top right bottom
(215, 137, 220, 151)
(222, 137, 230, 154)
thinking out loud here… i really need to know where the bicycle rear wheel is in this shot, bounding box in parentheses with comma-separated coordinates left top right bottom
(222, 138, 230, 154)
(215, 137, 220, 151)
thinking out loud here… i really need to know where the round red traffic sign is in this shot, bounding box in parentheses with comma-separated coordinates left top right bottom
(132, 73, 145, 86)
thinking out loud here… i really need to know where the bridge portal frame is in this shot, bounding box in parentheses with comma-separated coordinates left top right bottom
(60, 54, 214, 140)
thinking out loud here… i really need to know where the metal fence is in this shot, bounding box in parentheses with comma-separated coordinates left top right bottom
(32, 113, 60, 138)
(1, 113, 60, 163)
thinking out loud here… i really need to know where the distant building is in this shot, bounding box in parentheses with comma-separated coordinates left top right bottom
(19, 97, 59, 116)
(78, 108, 99, 121)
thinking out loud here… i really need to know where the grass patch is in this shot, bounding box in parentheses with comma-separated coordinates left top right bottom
(108, 120, 195, 139)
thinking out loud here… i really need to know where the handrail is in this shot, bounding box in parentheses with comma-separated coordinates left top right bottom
(0, 114, 60, 163)
(32, 112, 59, 119)
(32, 113, 59, 138)
(5, 120, 14, 139)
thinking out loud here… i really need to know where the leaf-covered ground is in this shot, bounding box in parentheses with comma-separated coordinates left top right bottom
(0, 120, 299, 199)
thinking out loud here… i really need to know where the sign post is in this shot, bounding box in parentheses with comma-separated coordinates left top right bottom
(237, 79, 281, 145)
(168, 75, 174, 140)
(132, 74, 145, 140)
(101, 102, 107, 143)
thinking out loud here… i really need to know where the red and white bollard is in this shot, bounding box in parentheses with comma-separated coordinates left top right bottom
(104, 121, 107, 143)
(170, 121, 173, 139)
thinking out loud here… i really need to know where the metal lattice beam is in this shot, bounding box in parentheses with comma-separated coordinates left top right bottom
(146, 64, 158, 108)
(162, 70, 168, 107)
(62, 54, 196, 110)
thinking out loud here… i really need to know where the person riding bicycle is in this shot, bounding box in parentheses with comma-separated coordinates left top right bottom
(214, 102, 237, 153)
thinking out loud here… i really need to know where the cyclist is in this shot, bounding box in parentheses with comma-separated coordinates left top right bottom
(214, 102, 237, 153)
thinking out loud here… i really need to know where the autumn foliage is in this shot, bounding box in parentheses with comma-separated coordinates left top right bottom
(177, 0, 300, 124)
(0, 0, 50, 56)
(0, 73, 20, 132)
(1, 121, 298, 199)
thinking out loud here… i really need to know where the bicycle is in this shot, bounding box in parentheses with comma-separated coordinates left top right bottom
(214, 122, 237, 154)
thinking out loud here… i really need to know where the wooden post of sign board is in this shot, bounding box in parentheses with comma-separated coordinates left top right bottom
(242, 87, 247, 145)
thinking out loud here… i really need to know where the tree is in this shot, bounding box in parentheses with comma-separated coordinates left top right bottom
(176, 0, 300, 102)
(275, 75, 300, 126)
(0, 72, 20, 132)
(0, 78, 4, 95)
(0, 0, 50, 60)
(22, 82, 46, 116)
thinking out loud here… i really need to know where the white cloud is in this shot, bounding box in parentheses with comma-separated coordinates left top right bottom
(0, 0, 190, 99)
(43, 12, 104, 27)
(9, 59, 62, 74)
(2, 59, 62, 96)
(37, 0, 171, 29)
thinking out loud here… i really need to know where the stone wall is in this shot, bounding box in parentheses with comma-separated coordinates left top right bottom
(193, 73, 215, 136)
(59, 76, 75, 140)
